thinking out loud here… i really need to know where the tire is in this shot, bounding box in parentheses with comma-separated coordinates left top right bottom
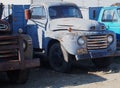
(7, 69, 29, 84)
(92, 58, 112, 68)
(49, 43, 72, 73)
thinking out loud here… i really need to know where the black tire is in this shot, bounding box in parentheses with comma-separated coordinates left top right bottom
(7, 70, 29, 84)
(92, 58, 112, 68)
(49, 43, 72, 73)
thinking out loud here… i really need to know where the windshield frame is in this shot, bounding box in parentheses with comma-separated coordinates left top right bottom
(48, 5, 83, 19)
(101, 9, 118, 22)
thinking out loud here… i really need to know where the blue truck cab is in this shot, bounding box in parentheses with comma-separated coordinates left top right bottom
(89, 6, 120, 41)
(3, 1, 120, 73)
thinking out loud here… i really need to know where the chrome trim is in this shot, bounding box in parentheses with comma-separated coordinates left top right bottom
(87, 35, 108, 50)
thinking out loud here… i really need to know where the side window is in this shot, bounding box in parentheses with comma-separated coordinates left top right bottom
(102, 9, 117, 22)
(31, 6, 46, 19)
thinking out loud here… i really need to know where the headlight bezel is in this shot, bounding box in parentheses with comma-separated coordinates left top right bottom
(77, 37, 85, 45)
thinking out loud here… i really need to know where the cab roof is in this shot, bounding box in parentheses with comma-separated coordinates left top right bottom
(31, 1, 77, 8)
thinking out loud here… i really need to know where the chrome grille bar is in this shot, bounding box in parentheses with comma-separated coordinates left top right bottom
(87, 35, 108, 50)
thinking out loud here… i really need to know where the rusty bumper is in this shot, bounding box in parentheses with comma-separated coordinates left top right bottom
(0, 58, 40, 71)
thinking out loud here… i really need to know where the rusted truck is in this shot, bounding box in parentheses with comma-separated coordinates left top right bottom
(0, 3, 40, 83)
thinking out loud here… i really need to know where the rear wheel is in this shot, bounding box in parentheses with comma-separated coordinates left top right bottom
(7, 69, 29, 84)
(92, 58, 112, 68)
(49, 43, 72, 73)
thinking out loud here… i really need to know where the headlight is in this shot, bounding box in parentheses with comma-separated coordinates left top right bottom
(107, 35, 113, 43)
(77, 37, 85, 45)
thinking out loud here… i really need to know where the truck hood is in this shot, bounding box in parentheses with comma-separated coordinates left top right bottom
(49, 18, 104, 31)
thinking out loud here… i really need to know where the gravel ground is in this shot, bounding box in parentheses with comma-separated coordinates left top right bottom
(0, 58, 120, 88)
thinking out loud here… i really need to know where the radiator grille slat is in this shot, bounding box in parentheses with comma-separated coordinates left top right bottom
(0, 36, 19, 61)
(87, 35, 108, 50)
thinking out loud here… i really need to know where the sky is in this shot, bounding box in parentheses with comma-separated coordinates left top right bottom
(64, 0, 120, 7)
(0, 0, 119, 6)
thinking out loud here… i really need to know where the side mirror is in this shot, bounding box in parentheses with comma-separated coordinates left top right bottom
(24, 9, 31, 20)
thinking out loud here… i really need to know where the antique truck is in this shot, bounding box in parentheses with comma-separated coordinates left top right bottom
(0, 3, 40, 83)
(2, 1, 120, 73)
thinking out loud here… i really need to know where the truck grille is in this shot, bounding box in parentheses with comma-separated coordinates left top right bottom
(87, 35, 108, 50)
(0, 36, 20, 61)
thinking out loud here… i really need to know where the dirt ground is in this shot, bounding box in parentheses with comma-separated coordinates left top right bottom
(0, 58, 120, 88)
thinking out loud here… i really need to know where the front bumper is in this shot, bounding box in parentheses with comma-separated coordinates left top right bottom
(0, 58, 40, 71)
(76, 51, 120, 61)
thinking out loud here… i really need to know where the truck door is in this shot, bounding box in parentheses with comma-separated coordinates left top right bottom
(99, 9, 120, 40)
(27, 6, 47, 49)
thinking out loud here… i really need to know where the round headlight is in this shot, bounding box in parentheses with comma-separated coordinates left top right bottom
(78, 37, 85, 45)
(108, 35, 113, 43)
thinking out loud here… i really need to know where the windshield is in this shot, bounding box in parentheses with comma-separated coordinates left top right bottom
(117, 8, 120, 17)
(102, 9, 117, 22)
(49, 5, 83, 19)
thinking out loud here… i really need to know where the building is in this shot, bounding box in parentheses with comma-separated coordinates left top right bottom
(1, 0, 119, 19)
(64, 0, 119, 7)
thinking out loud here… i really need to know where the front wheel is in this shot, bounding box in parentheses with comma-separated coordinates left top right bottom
(92, 58, 112, 68)
(49, 43, 72, 73)
(7, 69, 29, 84)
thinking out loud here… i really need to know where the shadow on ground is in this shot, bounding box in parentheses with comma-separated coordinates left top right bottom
(0, 58, 120, 88)
(0, 67, 107, 88)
